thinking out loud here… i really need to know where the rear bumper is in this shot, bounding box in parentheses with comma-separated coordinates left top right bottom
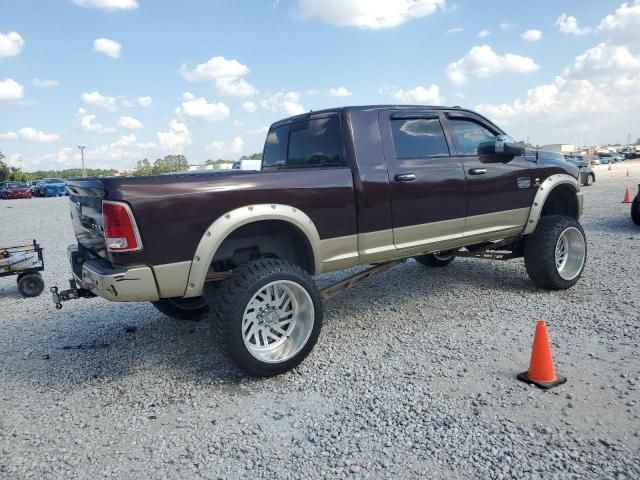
(68, 245, 159, 302)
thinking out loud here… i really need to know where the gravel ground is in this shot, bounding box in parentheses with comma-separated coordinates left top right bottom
(1, 161, 639, 479)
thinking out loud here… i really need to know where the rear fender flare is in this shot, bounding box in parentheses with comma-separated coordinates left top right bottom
(183, 204, 322, 297)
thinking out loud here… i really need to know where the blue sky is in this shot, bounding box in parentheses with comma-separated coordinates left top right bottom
(1, 0, 639, 171)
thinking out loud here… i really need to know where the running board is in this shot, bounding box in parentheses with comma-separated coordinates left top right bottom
(320, 259, 405, 301)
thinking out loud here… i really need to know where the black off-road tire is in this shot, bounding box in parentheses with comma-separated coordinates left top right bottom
(151, 296, 209, 321)
(524, 215, 587, 290)
(632, 196, 640, 225)
(414, 250, 457, 267)
(17, 273, 45, 297)
(209, 259, 323, 377)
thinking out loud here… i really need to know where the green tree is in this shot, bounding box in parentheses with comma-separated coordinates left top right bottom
(240, 152, 262, 160)
(0, 151, 9, 181)
(151, 154, 189, 174)
(133, 158, 153, 176)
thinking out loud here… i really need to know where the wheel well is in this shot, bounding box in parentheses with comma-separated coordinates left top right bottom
(211, 220, 315, 274)
(540, 185, 580, 219)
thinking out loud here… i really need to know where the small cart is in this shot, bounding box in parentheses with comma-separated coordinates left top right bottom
(0, 240, 45, 297)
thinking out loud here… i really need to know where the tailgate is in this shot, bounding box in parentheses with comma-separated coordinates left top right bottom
(65, 178, 109, 258)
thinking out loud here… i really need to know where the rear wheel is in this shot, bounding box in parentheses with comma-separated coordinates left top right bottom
(151, 297, 209, 321)
(632, 196, 640, 225)
(209, 259, 323, 377)
(17, 273, 45, 297)
(414, 250, 457, 267)
(524, 215, 587, 290)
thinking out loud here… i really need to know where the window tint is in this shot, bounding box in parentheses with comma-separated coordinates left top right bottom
(262, 125, 289, 169)
(390, 118, 450, 159)
(449, 119, 497, 155)
(262, 116, 344, 170)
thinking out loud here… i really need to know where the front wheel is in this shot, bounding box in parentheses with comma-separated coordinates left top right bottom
(151, 296, 209, 321)
(584, 174, 594, 187)
(524, 215, 587, 290)
(209, 259, 323, 377)
(414, 250, 457, 267)
(632, 196, 640, 225)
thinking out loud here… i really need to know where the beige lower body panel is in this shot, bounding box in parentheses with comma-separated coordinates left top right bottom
(153, 261, 192, 298)
(319, 208, 530, 274)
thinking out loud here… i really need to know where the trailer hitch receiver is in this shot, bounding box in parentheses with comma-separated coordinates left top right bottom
(51, 278, 95, 309)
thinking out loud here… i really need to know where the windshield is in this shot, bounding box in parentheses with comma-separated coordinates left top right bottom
(8, 183, 27, 188)
(45, 178, 65, 184)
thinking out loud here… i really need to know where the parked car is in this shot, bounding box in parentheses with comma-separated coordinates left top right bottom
(56, 105, 587, 376)
(38, 178, 68, 197)
(632, 185, 640, 225)
(625, 151, 640, 160)
(566, 157, 595, 186)
(597, 153, 611, 164)
(0, 182, 32, 199)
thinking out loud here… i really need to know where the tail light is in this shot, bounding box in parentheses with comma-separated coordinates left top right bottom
(102, 200, 142, 252)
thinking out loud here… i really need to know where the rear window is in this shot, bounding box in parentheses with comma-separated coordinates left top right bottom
(391, 118, 450, 159)
(262, 116, 344, 170)
(45, 178, 64, 184)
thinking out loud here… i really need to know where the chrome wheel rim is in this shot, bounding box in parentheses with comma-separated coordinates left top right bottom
(242, 280, 314, 364)
(433, 251, 454, 261)
(555, 227, 586, 281)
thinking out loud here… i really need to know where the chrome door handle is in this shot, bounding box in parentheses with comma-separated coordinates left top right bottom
(394, 173, 416, 182)
(469, 168, 487, 175)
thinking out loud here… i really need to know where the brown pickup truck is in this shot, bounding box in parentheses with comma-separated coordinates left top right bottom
(56, 105, 587, 376)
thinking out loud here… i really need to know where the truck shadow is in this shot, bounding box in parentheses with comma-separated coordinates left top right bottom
(3, 257, 538, 392)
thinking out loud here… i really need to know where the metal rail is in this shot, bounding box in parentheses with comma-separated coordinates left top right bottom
(319, 259, 405, 301)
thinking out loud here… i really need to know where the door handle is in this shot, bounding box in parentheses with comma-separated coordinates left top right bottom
(394, 173, 416, 182)
(469, 168, 487, 175)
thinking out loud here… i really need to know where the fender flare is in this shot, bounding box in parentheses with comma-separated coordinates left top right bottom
(523, 174, 581, 235)
(183, 204, 322, 297)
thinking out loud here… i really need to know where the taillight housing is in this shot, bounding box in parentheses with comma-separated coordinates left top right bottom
(102, 200, 142, 252)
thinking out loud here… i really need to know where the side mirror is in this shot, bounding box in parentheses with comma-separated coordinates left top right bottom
(478, 135, 525, 158)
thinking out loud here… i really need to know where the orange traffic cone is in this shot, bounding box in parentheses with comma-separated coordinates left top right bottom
(608, 163, 612, 171)
(626, 169, 630, 177)
(518, 320, 567, 389)
(623, 187, 632, 203)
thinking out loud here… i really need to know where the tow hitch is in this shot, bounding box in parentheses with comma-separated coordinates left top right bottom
(50, 278, 95, 309)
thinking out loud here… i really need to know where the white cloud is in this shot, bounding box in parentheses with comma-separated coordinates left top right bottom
(81, 91, 117, 110)
(207, 137, 245, 157)
(31, 78, 59, 88)
(136, 96, 152, 107)
(157, 119, 192, 151)
(446, 45, 540, 85)
(598, 0, 640, 44)
(521, 29, 542, 42)
(87, 135, 158, 168)
(241, 101, 257, 113)
(2, 128, 59, 143)
(215, 77, 257, 98)
(294, 0, 445, 29)
(0, 78, 24, 102)
(384, 85, 444, 104)
(328, 86, 352, 97)
(500, 22, 516, 30)
(93, 38, 122, 58)
(260, 91, 305, 115)
(71, 0, 138, 11)
(176, 92, 230, 121)
(446, 27, 463, 34)
(555, 14, 592, 36)
(475, 40, 640, 144)
(249, 126, 269, 134)
(181, 56, 250, 82)
(478, 29, 491, 38)
(0, 31, 24, 58)
(76, 107, 116, 133)
(117, 115, 143, 129)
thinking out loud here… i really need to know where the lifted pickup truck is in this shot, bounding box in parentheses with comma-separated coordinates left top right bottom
(56, 105, 586, 376)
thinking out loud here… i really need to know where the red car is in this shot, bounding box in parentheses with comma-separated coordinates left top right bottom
(0, 182, 32, 199)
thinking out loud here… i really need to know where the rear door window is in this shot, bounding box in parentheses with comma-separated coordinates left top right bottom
(390, 117, 450, 159)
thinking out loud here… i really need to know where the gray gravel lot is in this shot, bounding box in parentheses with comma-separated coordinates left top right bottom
(1, 162, 639, 479)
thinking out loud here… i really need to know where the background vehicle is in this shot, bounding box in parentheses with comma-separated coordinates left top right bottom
(232, 159, 262, 171)
(632, 185, 640, 226)
(1, 182, 32, 199)
(38, 178, 68, 197)
(58, 105, 587, 377)
(597, 153, 611, 164)
(566, 157, 595, 187)
(0, 240, 45, 297)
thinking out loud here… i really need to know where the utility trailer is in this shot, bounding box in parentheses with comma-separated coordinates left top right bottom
(0, 240, 46, 297)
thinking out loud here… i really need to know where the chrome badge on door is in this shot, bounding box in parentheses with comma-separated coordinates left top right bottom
(517, 177, 532, 189)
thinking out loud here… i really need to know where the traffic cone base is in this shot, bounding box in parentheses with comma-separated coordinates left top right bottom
(623, 187, 632, 203)
(517, 371, 567, 390)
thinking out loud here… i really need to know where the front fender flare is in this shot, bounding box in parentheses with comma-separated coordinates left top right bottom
(523, 174, 581, 235)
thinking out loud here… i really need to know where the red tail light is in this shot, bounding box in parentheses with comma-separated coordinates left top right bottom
(102, 200, 142, 252)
